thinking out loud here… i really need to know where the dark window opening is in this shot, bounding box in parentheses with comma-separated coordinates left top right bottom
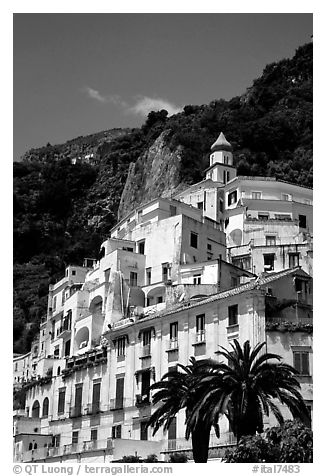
(58, 389, 65, 415)
(112, 425, 121, 439)
(228, 305, 238, 327)
(130, 272, 138, 287)
(190, 232, 198, 249)
(115, 377, 124, 409)
(140, 421, 148, 441)
(91, 429, 98, 441)
(138, 241, 145, 255)
(227, 190, 237, 206)
(299, 215, 307, 228)
(264, 254, 275, 271)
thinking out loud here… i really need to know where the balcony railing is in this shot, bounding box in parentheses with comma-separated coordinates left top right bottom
(109, 398, 134, 410)
(141, 344, 151, 358)
(135, 394, 150, 407)
(69, 406, 82, 418)
(85, 402, 102, 415)
(22, 439, 114, 461)
(168, 338, 178, 351)
(195, 330, 205, 344)
(162, 431, 237, 453)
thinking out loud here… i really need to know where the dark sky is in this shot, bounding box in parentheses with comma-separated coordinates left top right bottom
(13, 13, 312, 160)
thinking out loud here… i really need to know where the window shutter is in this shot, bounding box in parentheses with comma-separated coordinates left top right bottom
(301, 353, 309, 375)
(293, 353, 301, 373)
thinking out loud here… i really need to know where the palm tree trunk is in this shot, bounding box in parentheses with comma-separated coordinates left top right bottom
(191, 424, 211, 463)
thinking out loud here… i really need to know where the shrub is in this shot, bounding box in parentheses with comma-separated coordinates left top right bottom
(169, 453, 188, 463)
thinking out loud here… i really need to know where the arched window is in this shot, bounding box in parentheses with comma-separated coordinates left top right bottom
(57, 366, 61, 376)
(42, 398, 49, 418)
(32, 400, 40, 418)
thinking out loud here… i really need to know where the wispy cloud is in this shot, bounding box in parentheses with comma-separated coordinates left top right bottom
(83, 87, 182, 117)
(84, 87, 108, 103)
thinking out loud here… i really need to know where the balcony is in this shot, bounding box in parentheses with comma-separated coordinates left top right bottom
(109, 398, 134, 411)
(135, 394, 150, 407)
(193, 331, 206, 346)
(167, 338, 179, 352)
(22, 439, 114, 461)
(85, 402, 102, 415)
(140, 344, 151, 358)
(69, 406, 82, 418)
(162, 431, 237, 453)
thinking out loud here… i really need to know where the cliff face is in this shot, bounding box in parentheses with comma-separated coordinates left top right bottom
(118, 131, 187, 219)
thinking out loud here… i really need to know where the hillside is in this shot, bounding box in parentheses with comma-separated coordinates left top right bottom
(13, 42, 312, 353)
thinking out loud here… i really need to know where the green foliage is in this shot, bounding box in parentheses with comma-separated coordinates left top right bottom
(224, 421, 313, 463)
(168, 453, 188, 463)
(115, 455, 142, 463)
(224, 434, 278, 463)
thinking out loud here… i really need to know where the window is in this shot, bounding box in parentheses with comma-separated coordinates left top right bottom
(193, 274, 201, 285)
(42, 398, 49, 418)
(170, 205, 177, 216)
(219, 200, 224, 212)
(140, 421, 148, 441)
(223, 170, 230, 184)
(170, 322, 178, 341)
(264, 254, 275, 271)
(196, 314, 205, 332)
(115, 377, 124, 409)
(91, 429, 98, 441)
(130, 272, 138, 287)
(162, 263, 171, 281)
(72, 270, 76, 276)
(112, 425, 122, 439)
(138, 241, 145, 255)
(72, 431, 79, 445)
(232, 256, 251, 271)
(275, 213, 291, 220)
(196, 314, 205, 342)
(197, 201, 204, 210)
(117, 337, 126, 357)
(299, 215, 307, 228)
(142, 330, 151, 347)
(52, 435, 61, 448)
(281, 193, 292, 201)
(190, 232, 198, 249)
(53, 296, 57, 311)
(146, 268, 152, 285)
(228, 305, 238, 327)
(266, 235, 276, 246)
(207, 243, 212, 251)
(252, 191, 262, 199)
(258, 213, 269, 221)
(141, 370, 151, 402)
(74, 385, 83, 416)
(293, 351, 310, 375)
(92, 382, 101, 413)
(231, 276, 239, 288)
(137, 210, 142, 220)
(157, 296, 163, 304)
(15, 362, 18, 371)
(228, 190, 237, 206)
(289, 253, 300, 268)
(58, 388, 66, 414)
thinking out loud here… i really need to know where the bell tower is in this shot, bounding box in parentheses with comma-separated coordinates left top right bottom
(205, 132, 236, 184)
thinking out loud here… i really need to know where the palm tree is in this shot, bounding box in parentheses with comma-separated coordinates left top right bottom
(187, 340, 310, 443)
(147, 357, 219, 463)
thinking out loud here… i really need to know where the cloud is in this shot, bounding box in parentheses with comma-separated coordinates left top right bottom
(83, 87, 182, 117)
(128, 96, 182, 117)
(84, 87, 108, 103)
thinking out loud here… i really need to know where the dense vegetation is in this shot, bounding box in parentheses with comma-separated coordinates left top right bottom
(13, 42, 312, 353)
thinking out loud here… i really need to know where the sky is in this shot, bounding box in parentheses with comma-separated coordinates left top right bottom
(13, 13, 312, 160)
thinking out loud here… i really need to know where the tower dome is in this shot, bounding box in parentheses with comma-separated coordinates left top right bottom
(210, 132, 232, 152)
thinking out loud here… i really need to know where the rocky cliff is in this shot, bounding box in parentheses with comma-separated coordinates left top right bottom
(118, 131, 188, 219)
